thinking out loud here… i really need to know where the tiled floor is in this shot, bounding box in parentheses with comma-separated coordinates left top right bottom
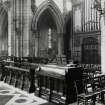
(0, 82, 55, 105)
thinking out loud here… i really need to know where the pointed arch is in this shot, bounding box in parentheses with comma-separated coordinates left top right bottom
(32, 0, 64, 33)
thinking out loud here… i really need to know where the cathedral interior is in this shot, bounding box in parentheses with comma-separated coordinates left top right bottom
(0, 0, 105, 105)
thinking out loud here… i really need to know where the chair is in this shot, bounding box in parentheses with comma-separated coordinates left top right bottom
(75, 79, 100, 105)
(99, 75, 105, 104)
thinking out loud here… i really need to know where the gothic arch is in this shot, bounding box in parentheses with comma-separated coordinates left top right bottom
(32, 0, 64, 33)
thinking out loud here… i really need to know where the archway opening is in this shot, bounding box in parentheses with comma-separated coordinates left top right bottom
(0, 7, 8, 56)
(37, 9, 58, 59)
(82, 37, 100, 64)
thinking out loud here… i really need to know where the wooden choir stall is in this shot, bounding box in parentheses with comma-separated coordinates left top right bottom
(36, 64, 83, 105)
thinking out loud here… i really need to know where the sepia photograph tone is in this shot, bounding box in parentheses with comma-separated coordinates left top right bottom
(0, 0, 104, 105)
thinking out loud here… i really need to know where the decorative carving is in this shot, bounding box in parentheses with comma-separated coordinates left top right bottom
(4, 1, 11, 9)
(0, 1, 11, 11)
(31, 0, 36, 14)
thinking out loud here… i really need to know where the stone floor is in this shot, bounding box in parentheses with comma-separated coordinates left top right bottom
(0, 82, 55, 105)
(0, 82, 104, 105)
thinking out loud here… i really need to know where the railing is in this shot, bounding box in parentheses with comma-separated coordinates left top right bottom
(0, 63, 37, 93)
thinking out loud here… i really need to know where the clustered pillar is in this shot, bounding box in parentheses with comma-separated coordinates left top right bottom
(101, 0, 105, 74)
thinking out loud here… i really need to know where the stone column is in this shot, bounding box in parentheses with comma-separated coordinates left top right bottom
(8, 0, 15, 56)
(101, 0, 105, 74)
(58, 33, 64, 55)
(22, 0, 32, 57)
(15, 0, 19, 57)
(16, 35, 19, 57)
(8, 9, 12, 56)
(34, 31, 39, 57)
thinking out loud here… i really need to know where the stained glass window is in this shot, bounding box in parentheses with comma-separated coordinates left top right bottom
(48, 28, 52, 49)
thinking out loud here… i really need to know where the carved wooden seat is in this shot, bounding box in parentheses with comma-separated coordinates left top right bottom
(10, 71, 17, 86)
(15, 71, 24, 89)
(99, 75, 105, 104)
(5, 69, 11, 84)
(22, 72, 30, 92)
(38, 75, 50, 100)
(75, 79, 101, 105)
